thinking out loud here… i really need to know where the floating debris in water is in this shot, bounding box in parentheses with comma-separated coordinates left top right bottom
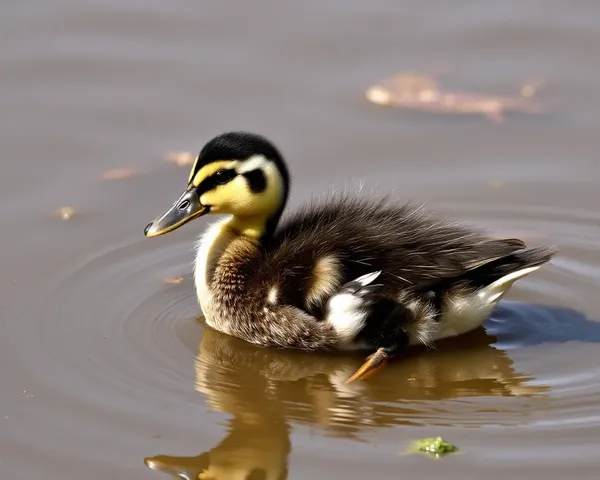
(57, 206, 75, 220)
(164, 277, 184, 285)
(102, 168, 136, 180)
(520, 79, 544, 98)
(366, 72, 439, 105)
(366, 71, 543, 123)
(22, 390, 34, 399)
(408, 437, 459, 458)
(165, 151, 196, 167)
(489, 180, 506, 189)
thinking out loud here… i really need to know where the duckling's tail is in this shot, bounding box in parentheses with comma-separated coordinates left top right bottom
(493, 244, 557, 275)
(473, 244, 557, 303)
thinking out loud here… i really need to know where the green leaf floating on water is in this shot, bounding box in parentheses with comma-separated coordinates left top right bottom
(408, 437, 459, 458)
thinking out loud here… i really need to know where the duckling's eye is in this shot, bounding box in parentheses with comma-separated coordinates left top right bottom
(213, 169, 237, 186)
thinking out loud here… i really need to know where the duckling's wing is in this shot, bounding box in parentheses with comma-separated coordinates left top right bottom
(451, 243, 557, 290)
(270, 195, 555, 292)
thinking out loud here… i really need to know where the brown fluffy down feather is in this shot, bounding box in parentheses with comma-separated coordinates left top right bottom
(252, 194, 556, 311)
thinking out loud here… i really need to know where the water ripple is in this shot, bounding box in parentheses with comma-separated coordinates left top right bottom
(8, 200, 600, 478)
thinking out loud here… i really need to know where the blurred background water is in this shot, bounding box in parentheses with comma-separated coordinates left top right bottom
(1, 1, 600, 479)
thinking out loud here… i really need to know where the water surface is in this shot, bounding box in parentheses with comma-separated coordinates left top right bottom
(2, 1, 600, 479)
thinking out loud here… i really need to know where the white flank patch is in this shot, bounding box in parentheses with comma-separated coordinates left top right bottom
(433, 265, 541, 341)
(326, 292, 368, 343)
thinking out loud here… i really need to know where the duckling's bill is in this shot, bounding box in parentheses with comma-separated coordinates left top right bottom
(145, 188, 209, 237)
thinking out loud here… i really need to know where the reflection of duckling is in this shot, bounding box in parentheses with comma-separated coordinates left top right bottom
(145, 132, 555, 382)
(146, 326, 291, 480)
(146, 411, 289, 480)
(144, 324, 548, 479)
(194, 323, 548, 430)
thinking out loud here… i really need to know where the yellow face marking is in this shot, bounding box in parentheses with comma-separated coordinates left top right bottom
(223, 161, 284, 239)
(191, 160, 240, 187)
(187, 155, 200, 183)
(187, 157, 285, 240)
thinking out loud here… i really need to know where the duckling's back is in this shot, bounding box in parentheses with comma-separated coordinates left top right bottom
(262, 194, 555, 313)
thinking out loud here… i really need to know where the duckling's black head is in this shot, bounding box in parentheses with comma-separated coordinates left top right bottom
(145, 132, 290, 239)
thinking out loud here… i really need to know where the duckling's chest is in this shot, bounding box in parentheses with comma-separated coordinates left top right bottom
(194, 219, 263, 335)
(194, 219, 238, 333)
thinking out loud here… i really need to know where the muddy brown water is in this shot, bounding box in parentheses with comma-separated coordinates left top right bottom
(2, 1, 600, 479)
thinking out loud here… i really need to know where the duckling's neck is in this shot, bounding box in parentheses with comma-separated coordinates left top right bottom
(227, 215, 269, 241)
(227, 206, 285, 245)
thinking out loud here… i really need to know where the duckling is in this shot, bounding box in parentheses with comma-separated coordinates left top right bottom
(145, 131, 556, 382)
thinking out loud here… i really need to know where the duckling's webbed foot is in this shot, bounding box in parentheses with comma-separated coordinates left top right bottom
(346, 300, 412, 383)
(345, 340, 409, 384)
(326, 271, 411, 383)
(345, 347, 390, 383)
